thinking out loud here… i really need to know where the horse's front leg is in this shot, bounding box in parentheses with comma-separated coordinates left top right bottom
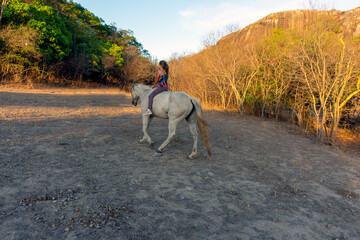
(157, 119, 178, 152)
(140, 115, 153, 145)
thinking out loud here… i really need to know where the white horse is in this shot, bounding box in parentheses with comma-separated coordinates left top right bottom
(130, 83, 211, 159)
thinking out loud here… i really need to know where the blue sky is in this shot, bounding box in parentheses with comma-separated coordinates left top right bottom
(74, 0, 359, 60)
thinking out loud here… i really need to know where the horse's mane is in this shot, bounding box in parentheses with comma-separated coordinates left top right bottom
(134, 83, 152, 90)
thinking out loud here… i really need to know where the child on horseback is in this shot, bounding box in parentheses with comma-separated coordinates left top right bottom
(143, 60, 169, 116)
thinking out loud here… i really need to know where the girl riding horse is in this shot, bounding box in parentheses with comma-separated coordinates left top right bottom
(143, 60, 169, 116)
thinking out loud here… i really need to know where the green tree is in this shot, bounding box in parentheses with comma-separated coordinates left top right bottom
(3, 0, 72, 60)
(0, 0, 152, 86)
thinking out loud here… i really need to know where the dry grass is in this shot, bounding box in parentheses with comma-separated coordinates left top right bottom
(0, 87, 129, 96)
(336, 127, 360, 151)
(0, 87, 136, 121)
(0, 106, 139, 121)
(1, 87, 358, 152)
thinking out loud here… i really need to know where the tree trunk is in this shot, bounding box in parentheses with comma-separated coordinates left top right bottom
(330, 105, 340, 144)
(0, 0, 7, 24)
(318, 107, 328, 142)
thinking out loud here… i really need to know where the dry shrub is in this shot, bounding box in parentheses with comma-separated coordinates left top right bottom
(120, 45, 156, 87)
(170, 14, 360, 148)
(335, 127, 360, 153)
(0, 25, 42, 85)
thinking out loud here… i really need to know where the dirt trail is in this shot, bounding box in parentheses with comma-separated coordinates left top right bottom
(0, 88, 359, 240)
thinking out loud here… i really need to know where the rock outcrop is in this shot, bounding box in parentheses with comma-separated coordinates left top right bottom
(217, 7, 360, 47)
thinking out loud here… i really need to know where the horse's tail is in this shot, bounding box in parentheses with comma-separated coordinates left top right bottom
(190, 97, 212, 157)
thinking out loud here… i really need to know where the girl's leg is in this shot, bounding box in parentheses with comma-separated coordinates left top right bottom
(147, 87, 168, 110)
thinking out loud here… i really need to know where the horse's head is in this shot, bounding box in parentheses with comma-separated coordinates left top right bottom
(130, 83, 140, 106)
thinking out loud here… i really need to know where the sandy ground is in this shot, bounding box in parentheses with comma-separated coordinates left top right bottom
(0, 88, 359, 240)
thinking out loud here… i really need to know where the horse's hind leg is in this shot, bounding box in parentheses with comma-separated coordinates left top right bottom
(188, 122, 198, 159)
(140, 116, 153, 145)
(188, 124, 198, 159)
(186, 112, 198, 159)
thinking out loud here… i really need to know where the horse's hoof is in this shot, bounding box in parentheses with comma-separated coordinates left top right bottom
(188, 153, 197, 159)
(152, 152, 162, 157)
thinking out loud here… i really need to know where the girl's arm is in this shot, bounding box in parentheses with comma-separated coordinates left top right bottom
(152, 70, 161, 88)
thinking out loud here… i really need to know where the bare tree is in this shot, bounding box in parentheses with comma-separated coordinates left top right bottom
(170, 11, 360, 146)
(329, 39, 360, 143)
(201, 30, 225, 49)
(294, 24, 360, 142)
(201, 23, 241, 49)
(300, 0, 335, 10)
(120, 45, 155, 86)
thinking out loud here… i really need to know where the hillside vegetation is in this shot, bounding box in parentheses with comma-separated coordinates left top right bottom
(169, 8, 360, 145)
(0, 0, 155, 87)
(1, 2, 359, 146)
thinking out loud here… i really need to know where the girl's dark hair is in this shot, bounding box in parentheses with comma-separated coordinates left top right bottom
(159, 60, 169, 76)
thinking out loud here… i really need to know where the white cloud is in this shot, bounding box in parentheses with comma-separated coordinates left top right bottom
(179, 10, 193, 17)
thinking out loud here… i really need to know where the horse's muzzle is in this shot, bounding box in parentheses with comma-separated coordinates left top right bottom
(131, 99, 138, 106)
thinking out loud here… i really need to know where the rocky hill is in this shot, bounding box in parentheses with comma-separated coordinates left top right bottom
(217, 7, 360, 47)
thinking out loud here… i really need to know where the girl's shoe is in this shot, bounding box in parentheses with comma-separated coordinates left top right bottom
(143, 109, 152, 116)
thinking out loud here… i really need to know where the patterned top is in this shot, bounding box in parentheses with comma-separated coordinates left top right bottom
(158, 72, 168, 87)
